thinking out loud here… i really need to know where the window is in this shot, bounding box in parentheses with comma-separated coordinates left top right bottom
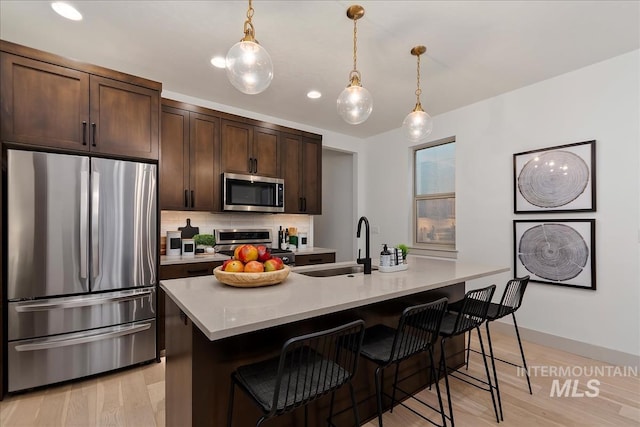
(413, 137, 455, 251)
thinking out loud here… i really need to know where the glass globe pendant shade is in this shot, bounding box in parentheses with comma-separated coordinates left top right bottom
(402, 108, 433, 142)
(337, 84, 373, 125)
(226, 40, 273, 95)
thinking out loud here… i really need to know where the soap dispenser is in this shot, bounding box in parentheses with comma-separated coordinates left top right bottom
(380, 244, 392, 267)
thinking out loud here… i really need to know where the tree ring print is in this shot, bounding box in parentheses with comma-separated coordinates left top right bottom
(518, 151, 589, 208)
(518, 224, 588, 281)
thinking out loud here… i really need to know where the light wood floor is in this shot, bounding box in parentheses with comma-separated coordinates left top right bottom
(1, 330, 638, 426)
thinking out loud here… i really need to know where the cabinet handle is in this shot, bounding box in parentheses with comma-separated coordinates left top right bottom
(248, 157, 253, 173)
(299, 197, 303, 211)
(191, 190, 195, 208)
(82, 121, 87, 145)
(309, 258, 324, 264)
(253, 158, 258, 173)
(184, 189, 189, 208)
(303, 197, 307, 212)
(91, 123, 97, 147)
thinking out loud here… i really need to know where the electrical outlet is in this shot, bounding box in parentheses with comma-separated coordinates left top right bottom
(372, 226, 380, 234)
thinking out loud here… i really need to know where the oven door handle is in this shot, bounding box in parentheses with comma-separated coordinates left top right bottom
(14, 323, 152, 352)
(14, 290, 153, 312)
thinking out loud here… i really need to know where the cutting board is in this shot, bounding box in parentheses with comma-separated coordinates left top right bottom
(179, 218, 199, 239)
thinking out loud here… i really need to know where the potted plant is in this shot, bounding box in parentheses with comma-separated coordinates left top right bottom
(193, 234, 216, 253)
(396, 244, 409, 263)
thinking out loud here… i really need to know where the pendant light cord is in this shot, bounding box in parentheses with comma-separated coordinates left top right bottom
(415, 53, 422, 105)
(243, 0, 256, 41)
(349, 14, 362, 86)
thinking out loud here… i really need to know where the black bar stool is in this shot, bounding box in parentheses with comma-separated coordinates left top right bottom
(437, 284, 497, 426)
(227, 319, 365, 427)
(358, 298, 449, 427)
(464, 275, 531, 421)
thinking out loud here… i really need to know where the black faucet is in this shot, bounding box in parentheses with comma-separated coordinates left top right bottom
(356, 216, 372, 274)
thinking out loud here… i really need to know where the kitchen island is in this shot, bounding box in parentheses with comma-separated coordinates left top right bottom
(161, 256, 509, 426)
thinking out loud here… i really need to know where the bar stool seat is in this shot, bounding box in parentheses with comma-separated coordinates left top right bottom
(227, 320, 365, 427)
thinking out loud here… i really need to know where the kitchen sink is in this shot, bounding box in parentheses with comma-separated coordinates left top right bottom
(298, 264, 378, 277)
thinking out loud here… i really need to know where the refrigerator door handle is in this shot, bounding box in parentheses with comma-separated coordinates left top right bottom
(91, 170, 100, 279)
(14, 289, 153, 312)
(14, 323, 152, 352)
(80, 170, 89, 279)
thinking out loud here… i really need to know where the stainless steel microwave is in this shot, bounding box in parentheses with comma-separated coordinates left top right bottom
(222, 173, 285, 213)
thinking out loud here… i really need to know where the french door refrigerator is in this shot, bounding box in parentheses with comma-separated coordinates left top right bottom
(5, 149, 157, 392)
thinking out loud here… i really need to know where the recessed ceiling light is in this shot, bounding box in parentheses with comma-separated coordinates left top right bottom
(51, 2, 82, 21)
(307, 90, 322, 99)
(210, 56, 226, 69)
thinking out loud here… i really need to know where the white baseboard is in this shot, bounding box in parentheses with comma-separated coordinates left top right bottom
(490, 320, 640, 368)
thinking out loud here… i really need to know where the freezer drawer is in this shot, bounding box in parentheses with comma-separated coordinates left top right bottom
(8, 319, 156, 392)
(8, 287, 156, 341)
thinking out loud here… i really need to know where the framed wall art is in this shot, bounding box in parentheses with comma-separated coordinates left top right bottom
(514, 140, 595, 213)
(514, 219, 595, 290)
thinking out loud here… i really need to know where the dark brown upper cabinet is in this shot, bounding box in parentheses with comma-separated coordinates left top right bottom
(0, 41, 160, 160)
(221, 120, 280, 177)
(282, 134, 322, 214)
(160, 101, 220, 211)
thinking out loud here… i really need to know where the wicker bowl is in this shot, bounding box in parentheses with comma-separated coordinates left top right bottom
(213, 265, 290, 288)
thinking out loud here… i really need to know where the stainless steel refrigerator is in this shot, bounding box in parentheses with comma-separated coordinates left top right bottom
(5, 149, 157, 392)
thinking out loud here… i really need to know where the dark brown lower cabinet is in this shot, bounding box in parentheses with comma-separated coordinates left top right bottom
(158, 261, 223, 353)
(294, 252, 336, 266)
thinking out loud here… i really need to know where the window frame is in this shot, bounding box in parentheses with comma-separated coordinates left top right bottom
(412, 136, 457, 256)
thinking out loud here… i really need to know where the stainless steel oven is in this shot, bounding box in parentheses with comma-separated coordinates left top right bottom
(223, 173, 284, 213)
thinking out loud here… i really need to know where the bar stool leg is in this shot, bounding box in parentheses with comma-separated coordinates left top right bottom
(485, 322, 504, 421)
(476, 327, 500, 423)
(440, 338, 455, 427)
(512, 313, 532, 394)
(374, 366, 385, 427)
(429, 347, 447, 427)
(465, 332, 472, 370)
(390, 363, 401, 413)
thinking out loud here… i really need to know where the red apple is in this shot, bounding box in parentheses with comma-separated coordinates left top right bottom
(224, 260, 245, 272)
(221, 259, 233, 270)
(237, 244, 259, 263)
(264, 257, 284, 272)
(244, 260, 264, 273)
(257, 245, 271, 262)
(233, 245, 244, 260)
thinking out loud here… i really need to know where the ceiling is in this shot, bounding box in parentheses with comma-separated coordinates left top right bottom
(1, 1, 638, 139)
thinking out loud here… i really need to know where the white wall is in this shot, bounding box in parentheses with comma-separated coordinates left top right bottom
(364, 50, 640, 358)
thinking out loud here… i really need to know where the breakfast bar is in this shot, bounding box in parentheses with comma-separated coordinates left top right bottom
(161, 257, 509, 426)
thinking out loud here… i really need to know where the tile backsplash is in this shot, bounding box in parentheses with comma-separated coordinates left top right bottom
(161, 211, 314, 247)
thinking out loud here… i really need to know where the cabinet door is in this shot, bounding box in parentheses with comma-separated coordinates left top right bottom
(221, 120, 252, 174)
(0, 53, 90, 151)
(190, 113, 219, 211)
(89, 75, 159, 160)
(160, 106, 190, 210)
(282, 134, 303, 213)
(301, 137, 322, 214)
(253, 127, 280, 177)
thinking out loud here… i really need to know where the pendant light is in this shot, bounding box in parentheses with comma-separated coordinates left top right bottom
(225, 0, 273, 95)
(337, 5, 373, 125)
(402, 45, 433, 142)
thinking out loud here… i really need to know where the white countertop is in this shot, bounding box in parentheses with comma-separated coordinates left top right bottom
(160, 256, 510, 341)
